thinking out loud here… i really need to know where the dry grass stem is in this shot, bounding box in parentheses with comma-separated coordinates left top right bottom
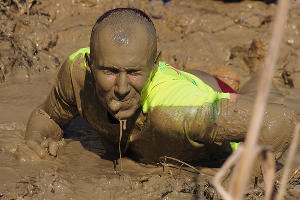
(213, 1, 291, 197)
(288, 166, 300, 183)
(230, 0, 290, 199)
(12, 0, 34, 15)
(213, 145, 244, 200)
(213, 146, 276, 200)
(262, 150, 275, 200)
(160, 156, 201, 174)
(275, 123, 300, 200)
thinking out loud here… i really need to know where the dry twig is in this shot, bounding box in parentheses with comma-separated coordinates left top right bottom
(160, 156, 201, 174)
(213, 145, 245, 200)
(213, 146, 275, 200)
(262, 150, 275, 200)
(212, 0, 291, 199)
(230, 0, 290, 199)
(288, 166, 300, 183)
(2, 0, 35, 15)
(275, 123, 300, 200)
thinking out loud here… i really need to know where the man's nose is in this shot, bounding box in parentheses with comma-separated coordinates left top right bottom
(115, 72, 130, 99)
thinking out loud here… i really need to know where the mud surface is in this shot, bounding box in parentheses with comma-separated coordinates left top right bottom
(1, 0, 300, 199)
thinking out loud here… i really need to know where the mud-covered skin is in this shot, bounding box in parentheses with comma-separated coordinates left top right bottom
(89, 24, 155, 120)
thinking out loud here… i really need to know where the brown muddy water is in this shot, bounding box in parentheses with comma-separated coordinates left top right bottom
(1, 0, 300, 199)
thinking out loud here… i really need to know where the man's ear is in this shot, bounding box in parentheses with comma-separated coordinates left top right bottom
(85, 53, 92, 72)
(154, 51, 161, 64)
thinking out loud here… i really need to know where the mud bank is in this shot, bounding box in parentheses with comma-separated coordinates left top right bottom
(0, 0, 300, 199)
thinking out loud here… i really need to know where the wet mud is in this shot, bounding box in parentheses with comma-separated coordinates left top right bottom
(1, 0, 300, 199)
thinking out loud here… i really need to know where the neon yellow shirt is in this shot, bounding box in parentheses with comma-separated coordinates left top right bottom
(140, 61, 230, 113)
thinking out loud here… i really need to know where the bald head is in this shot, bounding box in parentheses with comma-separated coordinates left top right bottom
(88, 9, 158, 119)
(90, 8, 157, 63)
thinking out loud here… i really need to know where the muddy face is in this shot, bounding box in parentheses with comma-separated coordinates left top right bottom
(90, 24, 155, 120)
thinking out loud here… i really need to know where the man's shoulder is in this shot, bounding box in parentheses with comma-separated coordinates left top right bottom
(141, 61, 229, 113)
(65, 47, 91, 88)
(68, 47, 90, 67)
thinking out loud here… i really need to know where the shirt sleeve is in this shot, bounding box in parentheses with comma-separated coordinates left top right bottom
(43, 59, 79, 127)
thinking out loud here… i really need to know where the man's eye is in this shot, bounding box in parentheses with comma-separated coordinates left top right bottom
(102, 69, 118, 75)
(102, 70, 112, 75)
(128, 70, 140, 76)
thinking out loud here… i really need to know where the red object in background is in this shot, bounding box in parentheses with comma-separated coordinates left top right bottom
(215, 77, 236, 93)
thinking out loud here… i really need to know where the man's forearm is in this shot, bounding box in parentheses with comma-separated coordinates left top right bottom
(149, 93, 297, 149)
(214, 93, 298, 155)
(213, 95, 250, 142)
(148, 95, 247, 143)
(25, 106, 63, 143)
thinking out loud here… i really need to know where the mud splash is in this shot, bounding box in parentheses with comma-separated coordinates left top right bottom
(1, 0, 300, 199)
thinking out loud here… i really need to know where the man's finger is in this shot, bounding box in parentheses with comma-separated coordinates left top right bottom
(48, 141, 59, 157)
(40, 139, 49, 148)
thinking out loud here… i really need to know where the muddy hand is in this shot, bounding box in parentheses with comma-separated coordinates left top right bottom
(16, 138, 64, 161)
(41, 138, 65, 157)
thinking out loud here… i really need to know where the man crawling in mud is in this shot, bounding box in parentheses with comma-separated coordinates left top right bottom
(21, 8, 298, 175)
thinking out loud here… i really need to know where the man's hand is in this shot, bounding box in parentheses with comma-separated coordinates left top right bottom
(16, 137, 65, 161)
(40, 137, 65, 157)
(16, 106, 66, 161)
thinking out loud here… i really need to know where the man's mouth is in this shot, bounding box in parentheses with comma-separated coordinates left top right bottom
(107, 98, 138, 120)
(108, 99, 122, 113)
(108, 98, 133, 112)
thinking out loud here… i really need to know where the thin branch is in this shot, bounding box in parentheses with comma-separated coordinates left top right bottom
(230, 0, 291, 199)
(275, 123, 300, 200)
(160, 156, 201, 174)
(212, 145, 245, 200)
(287, 166, 300, 183)
(262, 150, 275, 200)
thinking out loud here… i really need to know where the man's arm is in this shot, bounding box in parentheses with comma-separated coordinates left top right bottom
(23, 59, 79, 159)
(149, 94, 298, 156)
